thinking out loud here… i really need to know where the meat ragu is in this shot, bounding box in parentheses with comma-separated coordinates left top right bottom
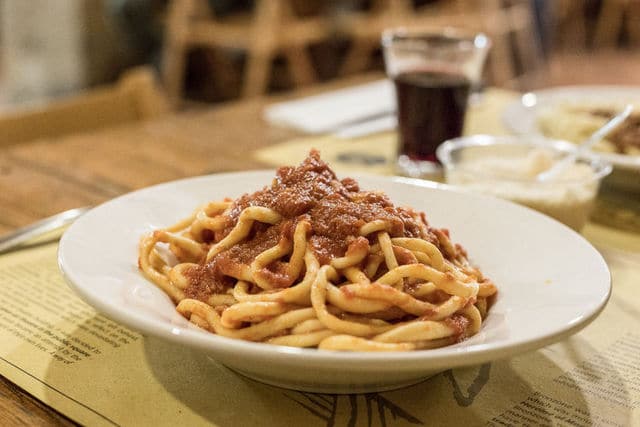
(138, 149, 497, 351)
(184, 149, 447, 301)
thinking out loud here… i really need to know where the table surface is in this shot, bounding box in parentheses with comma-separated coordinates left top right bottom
(1, 74, 639, 426)
(0, 74, 386, 426)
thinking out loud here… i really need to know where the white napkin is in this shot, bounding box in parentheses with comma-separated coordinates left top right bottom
(263, 79, 395, 134)
(333, 114, 396, 139)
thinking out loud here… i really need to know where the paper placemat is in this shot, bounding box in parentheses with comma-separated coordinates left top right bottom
(254, 131, 397, 176)
(1, 227, 639, 426)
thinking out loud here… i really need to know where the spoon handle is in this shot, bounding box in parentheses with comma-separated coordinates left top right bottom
(0, 207, 89, 254)
(581, 104, 633, 154)
(537, 104, 633, 181)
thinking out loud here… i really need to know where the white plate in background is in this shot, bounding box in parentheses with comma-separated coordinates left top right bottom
(502, 85, 640, 171)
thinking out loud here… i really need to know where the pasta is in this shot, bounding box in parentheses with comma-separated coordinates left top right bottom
(138, 151, 497, 351)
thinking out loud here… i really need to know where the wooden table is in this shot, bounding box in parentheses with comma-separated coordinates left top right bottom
(0, 74, 389, 426)
(0, 91, 291, 236)
(1, 75, 639, 426)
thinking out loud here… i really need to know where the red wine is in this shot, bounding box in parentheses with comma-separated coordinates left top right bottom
(394, 71, 471, 162)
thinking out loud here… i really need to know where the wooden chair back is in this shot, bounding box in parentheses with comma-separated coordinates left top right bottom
(337, 0, 545, 90)
(594, 0, 640, 48)
(0, 67, 169, 148)
(162, 0, 333, 104)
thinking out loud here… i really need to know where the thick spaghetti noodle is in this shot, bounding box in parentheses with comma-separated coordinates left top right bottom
(138, 151, 497, 351)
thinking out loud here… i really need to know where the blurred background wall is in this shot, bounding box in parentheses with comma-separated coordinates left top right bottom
(0, 0, 86, 105)
(0, 0, 638, 109)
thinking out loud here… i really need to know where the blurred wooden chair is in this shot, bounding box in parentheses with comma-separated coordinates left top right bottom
(594, 0, 640, 47)
(554, 0, 588, 51)
(338, 0, 413, 75)
(0, 67, 169, 148)
(162, 0, 332, 104)
(336, 0, 545, 90)
(469, 0, 545, 89)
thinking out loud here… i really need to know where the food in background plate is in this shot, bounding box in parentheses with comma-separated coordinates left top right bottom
(138, 151, 497, 351)
(537, 103, 640, 155)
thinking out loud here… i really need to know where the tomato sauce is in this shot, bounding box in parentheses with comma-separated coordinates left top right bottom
(185, 150, 442, 301)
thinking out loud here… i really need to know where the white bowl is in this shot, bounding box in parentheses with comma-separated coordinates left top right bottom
(58, 172, 611, 393)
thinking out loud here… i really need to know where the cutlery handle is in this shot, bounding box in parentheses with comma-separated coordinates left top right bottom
(580, 104, 633, 154)
(537, 104, 633, 182)
(0, 207, 89, 254)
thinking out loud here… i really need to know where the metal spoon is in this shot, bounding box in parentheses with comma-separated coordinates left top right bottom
(0, 206, 89, 254)
(536, 104, 633, 181)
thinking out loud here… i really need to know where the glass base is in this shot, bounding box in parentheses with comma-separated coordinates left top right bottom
(396, 155, 443, 180)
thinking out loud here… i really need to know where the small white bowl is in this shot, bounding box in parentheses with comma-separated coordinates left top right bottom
(437, 135, 612, 231)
